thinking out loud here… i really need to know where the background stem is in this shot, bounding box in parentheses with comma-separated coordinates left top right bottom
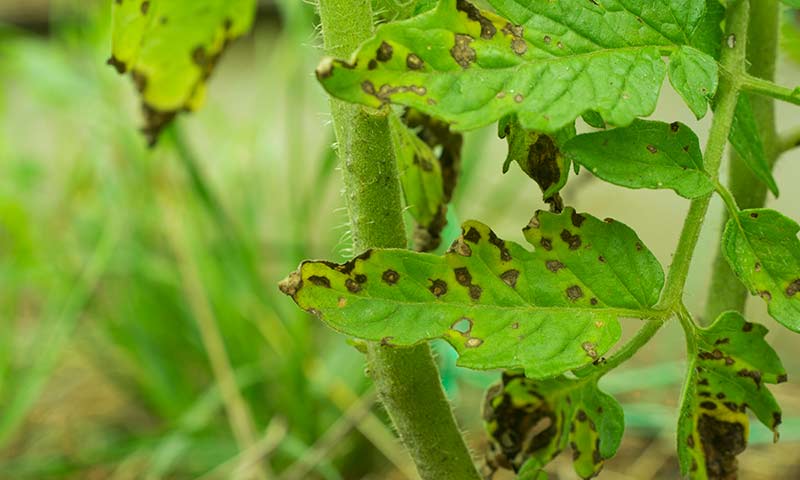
(704, 0, 779, 323)
(316, 1, 480, 478)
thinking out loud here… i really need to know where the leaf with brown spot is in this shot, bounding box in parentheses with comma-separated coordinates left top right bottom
(677, 312, 787, 479)
(317, 0, 720, 133)
(722, 208, 800, 332)
(484, 372, 624, 479)
(279, 207, 663, 378)
(109, 0, 256, 145)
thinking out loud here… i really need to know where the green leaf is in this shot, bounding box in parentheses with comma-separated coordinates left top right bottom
(316, 0, 719, 133)
(781, 0, 800, 8)
(728, 94, 780, 196)
(109, 0, 256, 144)
(677, 312, 786, 479)
(562, 120, 714, 199)
(389, 114, 447, 237)
(279, 207, 664, 378)
(581, 111, 606, 130)
(484, 371, 624, 479)
(668, 46, 718, 118)
(498, 116, 573, 210)
(722, 209, 800, 333)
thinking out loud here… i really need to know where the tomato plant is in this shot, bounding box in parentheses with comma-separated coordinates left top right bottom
(109, 0, 800, 478)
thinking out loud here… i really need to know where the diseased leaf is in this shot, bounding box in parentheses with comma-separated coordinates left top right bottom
(728, 94, 780, 196)
(279, 207, 664, 378)
(316, 0, 720, 133)
(109, 0, 256, 144)
(722, 209, 800, 333)
(668, 46, 718, 118)
(677, 312, 786, 479)
(499, 116, 574, 211)
(562, 120, 714, 199)
(484, 371, 624, 479)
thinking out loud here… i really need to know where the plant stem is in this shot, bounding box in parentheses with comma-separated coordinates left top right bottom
(660, 0, 750, 312)
(705, 0, 780, 322)
(741, 74, 800, 106)
(316, 1, 480, 478)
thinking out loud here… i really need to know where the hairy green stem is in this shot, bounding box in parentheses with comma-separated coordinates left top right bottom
(659, 0, 750, 311)
(317, 1, 480, 478)
(741, 74, 800, 106)
(705, 0, 780, 323)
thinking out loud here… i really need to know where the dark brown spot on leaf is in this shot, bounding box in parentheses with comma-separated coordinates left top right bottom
(355, 274, 367, 284)
(560, 229, 582, 250)
(406, 53, 424, 70)
(590, 297, 598, 305)
(777, 373, 788, 383)
(382, 269, 400, 284)
(697, 414, 745, 479)
(785, 279, 800, 297)
(488, 230, 512, 261)
(107, 55, 127, 74)
(469, 285, 483, 300)
(670, 122, 680, 133)
(501, 269, 520, 288)
(598, 255, 606, 263)
(737, 369, 762, 388)
(141, 0, 150, 14)
(345, 278, 361, 293)
(566, 285, 583, 301)
(456, 0, 497, 39)
(646, 144, 658, 154)
(455, 267, 472, 286)
(742, 322, 753, 332)
(700, 401, 717, 410)
(362, 80, 376, 95)
(309, 275, 331, 288)
(571, 210, 586, 227)
(715, 337, 730, 345)
(464, 226, 482, 243)
(451, 34, 476, 68)
(381, 336, 394, 346)
(750, 212, 759, 218)
(540, 237, 553, 251)
(581, 342, 598, 359)
(429, 279, 448, 297)
(368, 59, 378, 70)
(376, 41, 393, 62)
(546, 260, 565, 273)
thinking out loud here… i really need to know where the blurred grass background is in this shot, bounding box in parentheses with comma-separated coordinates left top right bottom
(1, 1, 800, 479)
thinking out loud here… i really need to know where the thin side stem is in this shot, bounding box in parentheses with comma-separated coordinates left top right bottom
(660, 0, 750, 310)
(741, 74, 800, 106)
(316, 1, 480, 479)
(705, 0, 780, 322)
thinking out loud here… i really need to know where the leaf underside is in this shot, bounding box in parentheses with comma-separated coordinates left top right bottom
(279, 207, 664, 378)
(316, 0, 720, 133)
(109, 0, 256, 144)
(563, 119, 713, 199)
(722, 208, 800, 333)
(677, 312, 786, 479)
(484, 371, 624, 479)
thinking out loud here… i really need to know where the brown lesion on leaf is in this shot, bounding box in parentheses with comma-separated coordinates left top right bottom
(455, 267, 473, 286)
(451, 34, 477, 68)
(697, 413, 746, 480)
(309, 275, 332, 288)
(463, 226, 482, 243)
(488, 230, 512, 261)
(670, 121, 680, 133)
(560, 229, 582, 250)
(382, 269, 400, 285)
(448, 237, 473, 257)
(469, 285, 483, 300)
(483, 374, 558, 474)
(106, 55, 127, 74)
(540, 237, 553, 251)
(646, 144, 658, 154)
(502, 23, 527, 56)
(406, 53, 424, 70)
(500, 269, 520, 288)
(785, 278, 800, 297)
(737, 369, 762, 388)
(278, 270, 303, 297)
(345, 278, 361, 293)
(742, 322, 753, 332)
(465, 337, 484, 348)
(376, 41, 393, 62)
(571, 210, 586, 228)
(140, 0, 150, 14)
(456, 0, 497, 39)
(581, 342, 598, 359)
(381, 336, 395, 346)
(566, 285, 584, 301)
(546, 260, 565, 273)
(429, 278, 448, 297)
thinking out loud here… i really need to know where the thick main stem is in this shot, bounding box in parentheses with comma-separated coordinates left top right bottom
(316, 1, 480, 479)
(705, 0, 779, 322)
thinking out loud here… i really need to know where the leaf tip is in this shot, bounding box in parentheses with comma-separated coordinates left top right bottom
(278, 270, 302, 297)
